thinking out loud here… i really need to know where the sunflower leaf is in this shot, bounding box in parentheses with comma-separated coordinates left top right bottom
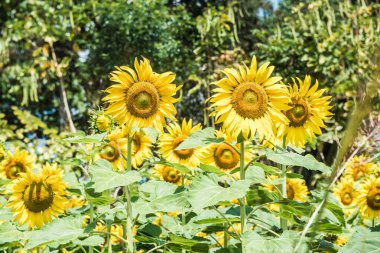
(0, 222, 24, 244)
(90, 159, 141, 192)
(63, 132, 106, 143)
(175, 127, 215, 150)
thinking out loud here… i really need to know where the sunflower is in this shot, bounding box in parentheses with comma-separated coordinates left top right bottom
(278, 75, 333, 147)
(96, 129, 128, 171)
(333, 177, 358, 216)
(334, 235, 348, 246)
(357, 176, 380, 220)
(210, 56, 290, 141)
(344, 155, 374, 181)
(158, 118, 204, 168)
(6, 163, 68, 228)
(67, 195, 87, 209)
(131, 129, 153, 169)
(90, 108, 114, 133)
(110, 224, 138, 244)
(154, 165, 183, 185)
(103, 57, 181, 131)
(202, 129, 252, 172)
(0, 148, 34, 180)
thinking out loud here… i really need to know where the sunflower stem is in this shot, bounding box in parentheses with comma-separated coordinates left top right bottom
(280, 164, 287, 231)
(89, 202, 94, 253)
(108, 223, 112, 253)
(239, 141, 246, 252)
(124, 136, 134, 253)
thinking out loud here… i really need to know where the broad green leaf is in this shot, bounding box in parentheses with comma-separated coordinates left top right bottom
(168, 233, 209, 252)
(150, 192, 189, 212)
(325, 202, 345, 225)
(85, 188, 115, 206)
(199, 164, 226, 176)
(175, 127, 214, 150)
(339, 227, 380, 252)
(194, 217, 240, 225)
(24, 217, 84, 250)
(90, 159, 141, 192)
(63, 133, 106, 143)
(188, 174, 251, 210)
(155, 160, 192, 174)
(252, 162, 281, 175)
(73, 235, 105, 246)
(245, 166, 266, 184)
(317, 223, 342, 234)
(266, 150, 331, 174)
(0, 222, 23, 244)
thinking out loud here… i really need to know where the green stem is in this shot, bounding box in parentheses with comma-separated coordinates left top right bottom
(108, 223, 112, 253)
(89, 202, 94, 253)
(224, 225, 228, 248)
(239, 142, 246, 252)
(280, 164, 287, 231)
(124, 136, 134, 253)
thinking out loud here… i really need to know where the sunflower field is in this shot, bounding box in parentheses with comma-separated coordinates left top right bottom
(1, 0, 380, 252)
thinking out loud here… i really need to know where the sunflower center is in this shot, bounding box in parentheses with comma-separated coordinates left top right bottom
(231, 82, 268, 119)
(132, 135, 141, 154)
(163, 167, 181, 183)
(213, 143, 239, 170)
(366, 189, 380, 210)
(126, 82, 159, 118)
(23, 182, 54, 212)
(100, 144, 119, 162)
(7, 164, 26, 179)
(173, 136, 194, 160)
(341, 192, 353, 205)
(286, 183, 295, 200)
(96, 115, 112, 132)
(286, 99, 310, 127)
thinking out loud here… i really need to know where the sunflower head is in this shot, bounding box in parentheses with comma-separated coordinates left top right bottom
(210, 56, 291, 141)
(333, 177, 358, 216)
(344, 155, 374, 181)
(357, 176, 380, 220)
(154, 165, 182, 185)
(263, 176, 309, 201)
(6, 163, 68, 228)
(90, 108, 114, 133)
(131, 129, 153, 169)
(279, 75, 333, 147)
(103, 57, 181, 131)
(0, 148, 34, 180)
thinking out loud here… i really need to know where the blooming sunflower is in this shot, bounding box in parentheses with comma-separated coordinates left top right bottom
(201, 129, 252, 172)
(357, 176, 380, 220)
(278, 75, 333, 147)
(154, 165, 183, 185)
(158, 118, 204, 168)
(131, 129, 153, 169)
(103, 57, 181, 131)
(210, 56, 290, 141)
(90, 108, 114, 133)
(344, 155, 374, 181)
(333, 177, 358, 216)
(0, 148, 34, 179)
(6, 163, 68, 228)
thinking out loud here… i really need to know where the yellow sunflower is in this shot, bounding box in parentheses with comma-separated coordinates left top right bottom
(110, 224, 138, 244)
(67, 195, 87, 209)
(210, 56, 290, 141)
(158, 118, 204, 168)
(96, 129, 128, 171)
(90, 109, 114, 133)
(333, 177, 358, 216)
(131, 129, 153, 169)
(344, 155, 374, 181)
(154, 165, 183, 185)
(0, 148, 34, 180)
(6, 163, 68, 228)
(278, 75, 333, 147)
(201, 129, 252, 172)
(357, 176, 380, 220)
(103, 57, 181, 131)
(334, 235, 348, 246)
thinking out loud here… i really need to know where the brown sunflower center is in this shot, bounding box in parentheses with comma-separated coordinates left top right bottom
(100, 144, 119, 162)
(126, 82, 159, 118)
(213, 143, 239, 170)
(341, 191, 353, 205)
(286, 99, 310, 127)
(7, 163, 26, 179)
(96, 114, 112, 132)
(163, 167, 181, 183)
(132, 135, 141, 154)
(286, 183, 295, 200)
(367, 188, 380, 210)
(23, 182, 54, 212)
(173, 136, 194, 160)
(231, 82, 268, 119)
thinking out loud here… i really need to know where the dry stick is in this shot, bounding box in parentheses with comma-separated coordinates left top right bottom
(48, 41, 76, 133)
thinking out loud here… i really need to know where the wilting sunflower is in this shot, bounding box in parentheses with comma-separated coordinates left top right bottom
(158, 118, 204, 168)
(344, 155, 374, 181)
(333, 177, 358, 216)
(6, 163, 68, 228)
(210, 56, 290, 141)
(89, 108, 114, 133)
(103, 57, 181, 131)
(0, 148, 34, 180)
(278, 75, 332, 147)
(96, 129, 128, 171)
(131, 129, 153, 169)
(154, 165, 183, 185)
(202, 130, 252, 172)
(357, 176, 380, 220)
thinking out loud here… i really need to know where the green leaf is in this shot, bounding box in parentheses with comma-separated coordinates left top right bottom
(194, 217, 240, 225)
(90, 159, 141, 192)
(188, 174, 251, 210)
(252, 162, 281, 175)
(339, 227, 380, 252)
(175, 127, 214, 150)
(199, 164, 226, 176)
(325, 202, 345, 225)
(155, 160, 192, 174)
(168, 233, 209, 252)
(245, 166, 266, 184)
(0, 222, 23, 244)
(143, 127, 159, 143)
(85, 188, 115, 206)
(24, 217, 84, 250)
(63, 133, 106, 143)
(317, 223, 342, 234)
(73, 235, 105, 246)
(266, 150, 331, 174)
